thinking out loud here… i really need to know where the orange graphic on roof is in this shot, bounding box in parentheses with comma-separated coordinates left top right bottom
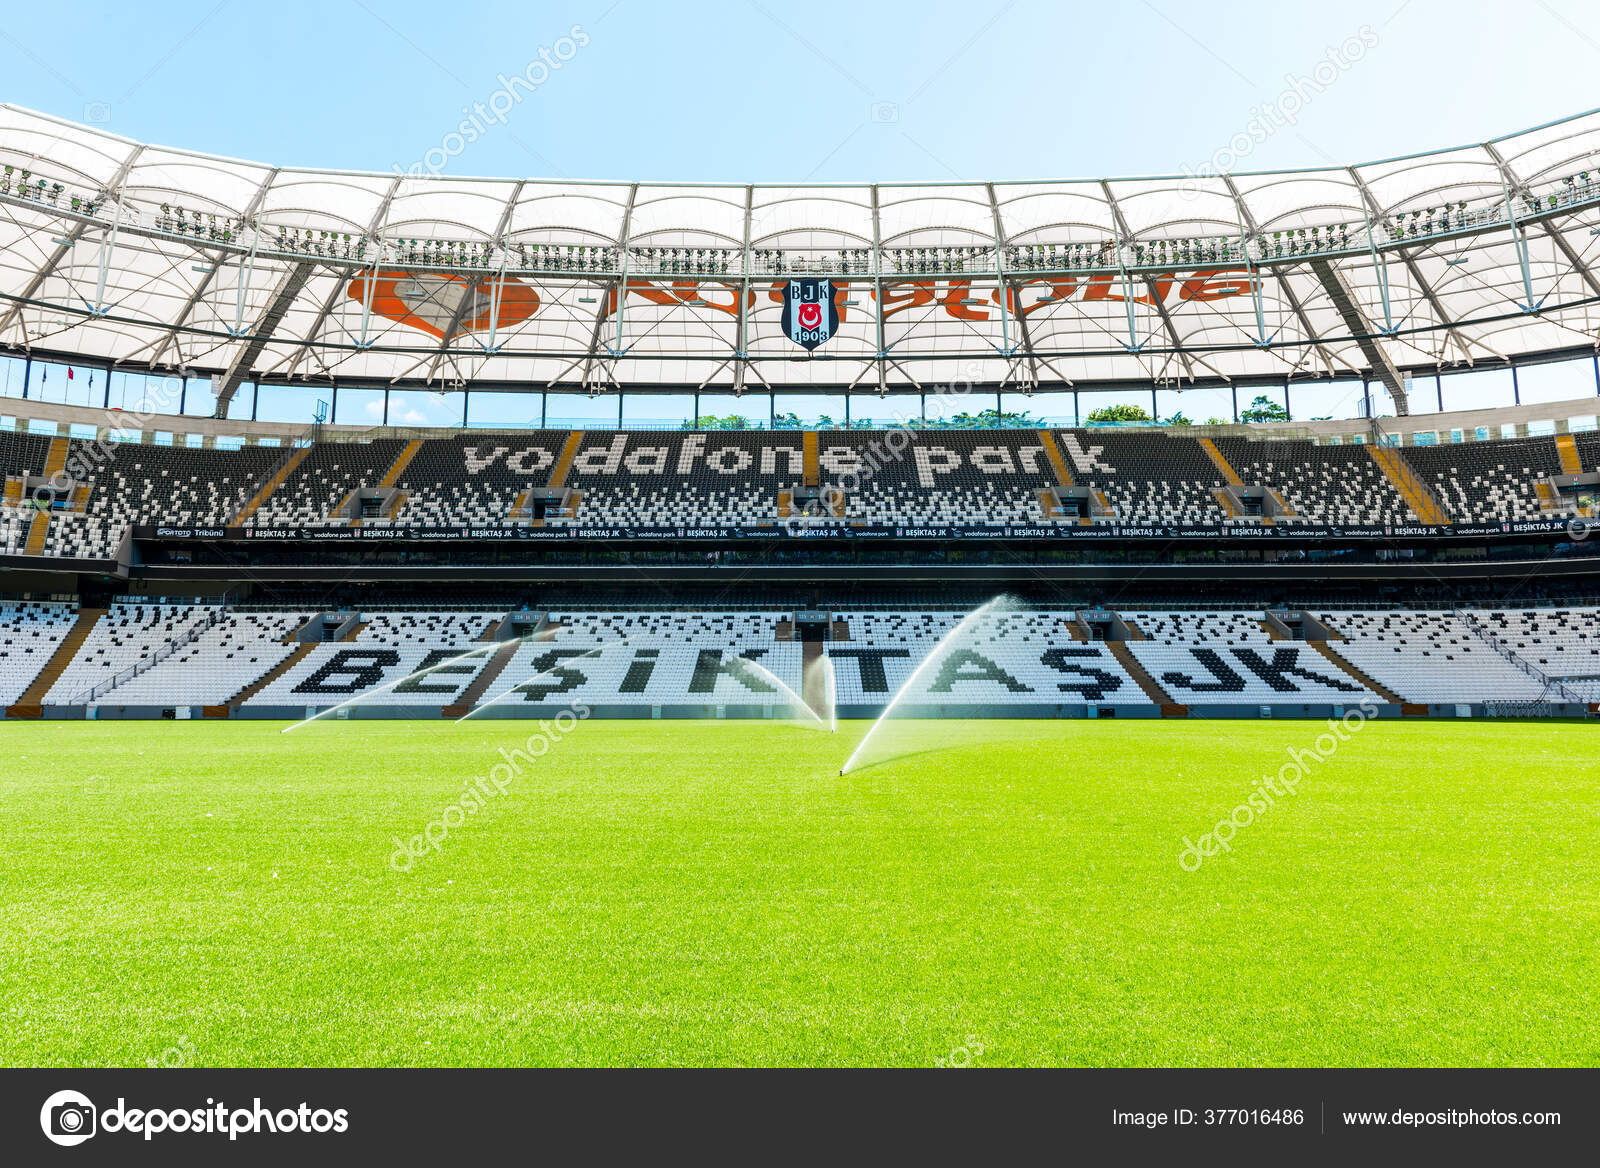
(345, 272, 539, 339)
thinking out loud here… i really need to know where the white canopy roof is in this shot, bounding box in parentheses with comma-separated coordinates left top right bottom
(1, 102, 1598, 408)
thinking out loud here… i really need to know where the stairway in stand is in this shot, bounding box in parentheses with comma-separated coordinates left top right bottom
(1308, 641, 1418, 713)
(226, 643, 316, 710)
(1368, 445, 1451, 524)
(1555, 433, 1583, 476)
(442, 641, 522, 718)
(1106, 642, 1186, 716)
(800, 640, 827, 723)
(232, 445, 311, 526)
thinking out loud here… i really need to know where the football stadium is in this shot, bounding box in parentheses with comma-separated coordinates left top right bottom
(2, 6, 1599, 1120)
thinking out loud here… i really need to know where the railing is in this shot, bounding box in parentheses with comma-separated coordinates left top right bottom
(1482, 698, 1569, 717)
(1369, 417, 1448, 515)
(226, 420, 319, 524)
(1453, 608, 1588, 705)
(70, 605, 226, 705)
(8, 162, 1600, 279)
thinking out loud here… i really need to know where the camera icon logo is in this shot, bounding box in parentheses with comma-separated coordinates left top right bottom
(869, 101, 900, 123)
(82, 102, 112, 125)
(40, 1089, 97, 1147)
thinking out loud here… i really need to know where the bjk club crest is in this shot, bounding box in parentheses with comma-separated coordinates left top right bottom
(781, 278, 838, 351)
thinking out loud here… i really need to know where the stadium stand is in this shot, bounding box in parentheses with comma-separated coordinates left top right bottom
(817, 433, 1052, 525)
(1057, 432, 1228, 525)
(1126, 641, 1374, 704)
(551, 432, 804, 527)
(72, 440, 285, 553)
(1477, 607, 1600, 701)
(246, 438, 410, 526)
(95, 611, 309, 708)
(1572, 430, 1600, 473)
(1122, 610, 1272, 644)
(0, 432, 58, 480)
(373, 434, 569, 526)
(1, 508, 33, 554)
(1316, 610, 1553, 703)
(491, 610, 806, 707)
(829, 611, 957, 703)
(1112, 609, 1377, 703)
(0, 600, 76, 703)
(1210, 438, 1414, 524)
(0, 599, 1596, 715)
(44, 603, 216, 703)
(3, 428, 1600, 538)
(828, 610, 1143, 705)
(1403, 437, 1572, 522)
(243, 611, 506, 708)
(36, 513, 116, 560)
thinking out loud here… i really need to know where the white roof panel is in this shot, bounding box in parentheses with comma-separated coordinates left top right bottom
(1, 102, 1598, 402)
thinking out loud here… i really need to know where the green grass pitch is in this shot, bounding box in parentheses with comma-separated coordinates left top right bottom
(2, 718, 1597, 1067)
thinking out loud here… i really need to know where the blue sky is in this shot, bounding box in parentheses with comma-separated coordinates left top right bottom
(3, 0, 1598, 184)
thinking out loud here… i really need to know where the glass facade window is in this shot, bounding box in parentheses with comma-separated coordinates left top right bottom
(1156, 387, 1233, 426)
(25, 361, 100, 406)
(776, 394, 849, 429)
(1289, 380, 1366, 422)
(386, 391, 464, 428)
(544, 392, 625, 428)
(334, 388, 385, 426)
(999, 393, 1065, 427)
(621, 393, 694, 429)
(467, 391, 544, 428)
(181, 378, 216, 417)
(108, 371, 184, 415)
(1514, 360, 1599, 403)
(1235, 386, 1289, 423)
(252, 385, 329, 426)
(225, 382, 256, 422)
(12, 352, 1600, 434)
(1080, 388, 1159, 424)
(0, 355, 27, 398)
(692, 394, 771, 429)
(1441, 367, 1513, 413)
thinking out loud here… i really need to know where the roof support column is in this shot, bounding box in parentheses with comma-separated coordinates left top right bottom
(870, 185, 887, 393)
